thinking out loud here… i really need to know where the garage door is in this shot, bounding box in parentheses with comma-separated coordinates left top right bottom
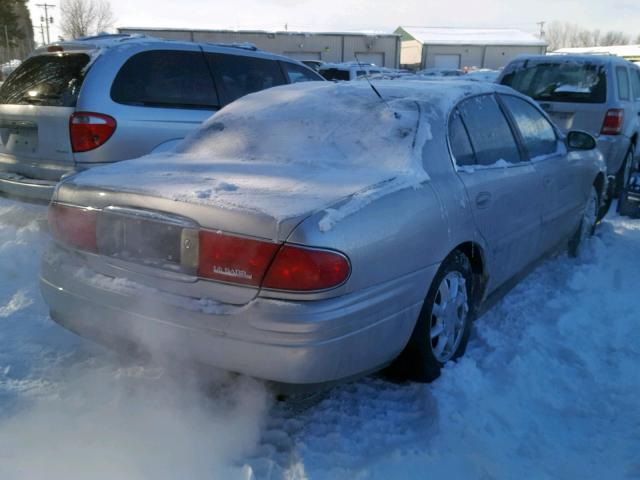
(353, 52, 384, 66)
(434, 54, 461, 69)
(283, 52, 322, 61)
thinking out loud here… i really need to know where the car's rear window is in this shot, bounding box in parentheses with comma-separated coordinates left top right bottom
(319, 68, 351, 81)
(0, 53, 90, 106)
(111, 50, 220, 110)
(500, 61, 607, 104)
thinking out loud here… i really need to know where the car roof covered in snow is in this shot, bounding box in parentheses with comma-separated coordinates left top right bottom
(508, 53, 636, 67)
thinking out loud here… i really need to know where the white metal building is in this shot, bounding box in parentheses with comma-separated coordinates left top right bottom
(117, 28, 401, 68)
(395, 26, 547, 70)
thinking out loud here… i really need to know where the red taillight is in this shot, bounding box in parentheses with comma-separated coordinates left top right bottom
(197, 230, 350, 291)
(601, 109, 624, 135)
(48, 203, 97, 252)
(70, 112, 116, 153)
(262, 244, 350, 291)
(198, 231, 280, 286)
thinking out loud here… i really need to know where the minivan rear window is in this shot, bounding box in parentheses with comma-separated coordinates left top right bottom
(0, 53, 90, 106)
(500, 61, 607, 104)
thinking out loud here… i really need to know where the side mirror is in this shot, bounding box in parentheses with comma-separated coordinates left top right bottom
(567, 130, 597, 151)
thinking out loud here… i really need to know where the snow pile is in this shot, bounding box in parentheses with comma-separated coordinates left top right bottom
(69, 81, 485, 227)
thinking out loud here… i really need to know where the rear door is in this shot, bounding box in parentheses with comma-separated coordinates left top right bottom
(0, 52, 90, 179)
(499, 93, 583, 251)
(451, 94, 544, 291)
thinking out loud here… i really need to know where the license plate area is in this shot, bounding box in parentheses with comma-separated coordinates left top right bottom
(96, 207, 199, 275)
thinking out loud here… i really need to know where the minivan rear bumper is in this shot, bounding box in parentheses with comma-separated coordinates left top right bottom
(0, 170, 57, 201)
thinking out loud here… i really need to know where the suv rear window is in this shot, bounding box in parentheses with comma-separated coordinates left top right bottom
(111, 50, 219, 109)
(0, 53, 90, 106)
(500, 61, 607, 104)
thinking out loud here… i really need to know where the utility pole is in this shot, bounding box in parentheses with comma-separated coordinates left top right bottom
(536, 21, 546, 39)
(36, 3, 56, 44)
(38, 24, 46, 46)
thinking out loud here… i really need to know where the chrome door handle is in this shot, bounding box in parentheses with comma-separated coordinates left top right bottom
(475, 192, 492, 209)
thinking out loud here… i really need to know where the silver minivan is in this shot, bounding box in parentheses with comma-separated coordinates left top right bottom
(0, 34, 323, 200)
(498, 54, 640, 210)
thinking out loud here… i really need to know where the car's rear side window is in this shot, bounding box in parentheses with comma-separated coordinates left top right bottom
(501, 95, 557, 158)
(0, 53, 90, 106)
(616, 66, 630, 101)
(631, 69, 640, 101)
(281, 62, 322, 83)
(319, 68, 350, 81)
(448, 109, 476, 166)
(206, 53, 286, 103)
(457, 95, 521, 166)
(111, 50, 219, 109)
(500, 61, 607, 104)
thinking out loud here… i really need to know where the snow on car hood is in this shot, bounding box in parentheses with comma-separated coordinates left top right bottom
(70, 81, 482, 225)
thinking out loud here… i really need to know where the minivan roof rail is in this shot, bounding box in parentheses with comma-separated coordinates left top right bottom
(204, 42, 258, 51)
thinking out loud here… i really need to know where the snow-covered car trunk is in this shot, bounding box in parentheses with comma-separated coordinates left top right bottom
(51, 82, 430, 305)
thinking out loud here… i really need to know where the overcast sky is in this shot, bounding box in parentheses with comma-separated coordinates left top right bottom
(28, 0, 639, 43)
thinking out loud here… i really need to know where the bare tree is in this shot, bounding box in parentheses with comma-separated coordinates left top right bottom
(600, 31, 631, 46)
(60, 0, 115, 39)
(546, 22, 633, 51)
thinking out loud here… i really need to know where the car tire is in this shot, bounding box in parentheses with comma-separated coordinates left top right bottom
(391, 251, 475, 382)
(616, 145, 636, 213)
(569, 185, 598, 258)
(615, 145, 635, 198)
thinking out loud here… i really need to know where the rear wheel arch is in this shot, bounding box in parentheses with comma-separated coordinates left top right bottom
(451, 241, 488, 307)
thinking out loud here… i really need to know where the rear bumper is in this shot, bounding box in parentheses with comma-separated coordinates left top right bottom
(596, 134, 631, 176)
(0, 171, 57, 201)
(40, 245, 433, 385)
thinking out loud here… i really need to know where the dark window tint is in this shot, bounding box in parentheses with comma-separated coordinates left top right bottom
(500, 61, 607, 104)
(111, 50, 219, 109)
(448, 109, 475, 166)
(458, 95, 521, 166)
(501, 95, 557, 158)
(0, 53, 90, 106)
(319, 68, 350, 81)
(206, 53, 286, 103)
(616, 66, 630, 100)
(282, 62, 322, 83)
(631, 69, 640, 100)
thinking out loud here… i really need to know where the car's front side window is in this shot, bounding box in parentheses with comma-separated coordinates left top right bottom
(457, 95, 521, 166)
(206, 53, 286, 103)
(501, 95, 558, 159)
(282, 62, 322, 83)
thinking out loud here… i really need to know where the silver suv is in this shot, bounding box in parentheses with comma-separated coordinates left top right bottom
(0, 34, 323, 201)
(498, 54, 640, 209)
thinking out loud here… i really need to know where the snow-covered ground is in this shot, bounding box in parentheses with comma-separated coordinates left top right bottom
(0, 196, 638, 479)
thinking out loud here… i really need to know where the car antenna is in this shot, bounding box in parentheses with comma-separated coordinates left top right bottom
(354, 53, 400, 119)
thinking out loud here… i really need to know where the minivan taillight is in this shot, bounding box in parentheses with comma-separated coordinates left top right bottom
(198, 230, 350, 291)
(48, 203, 97, 252)
(601, 109, 624, 135)
(70, 112, 116, 152)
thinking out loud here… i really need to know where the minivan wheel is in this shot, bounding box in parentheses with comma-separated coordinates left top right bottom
(569, 186, 598, 258)
(392, 251, 474, 382)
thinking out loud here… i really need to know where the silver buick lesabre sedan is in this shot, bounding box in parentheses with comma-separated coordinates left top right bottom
(40, 80, 606, 387)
